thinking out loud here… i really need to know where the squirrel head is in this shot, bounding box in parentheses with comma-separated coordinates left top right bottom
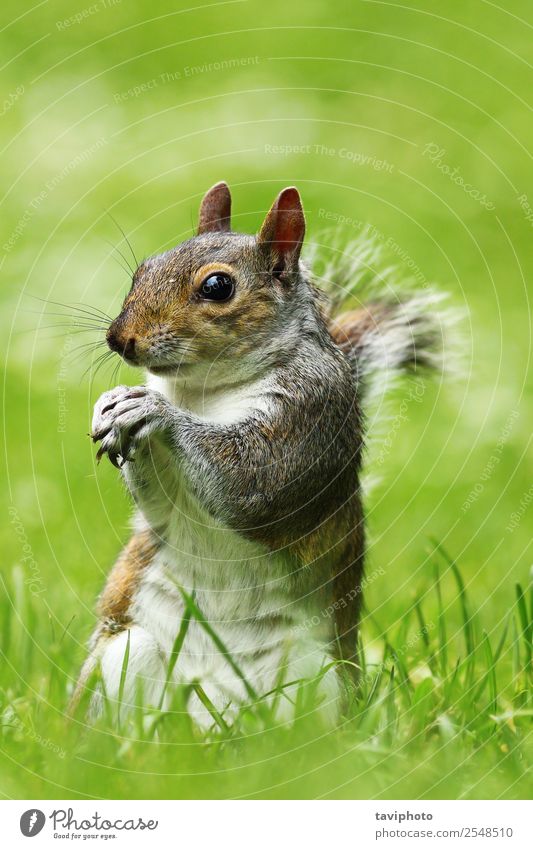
(106, 182, 309, 377)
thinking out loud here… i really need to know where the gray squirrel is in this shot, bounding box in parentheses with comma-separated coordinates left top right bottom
(72, 182, 450, 725)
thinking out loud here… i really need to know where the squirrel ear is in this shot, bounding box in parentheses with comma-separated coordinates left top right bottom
(197, 181, 232, 234)
(258, 187, 305, 275)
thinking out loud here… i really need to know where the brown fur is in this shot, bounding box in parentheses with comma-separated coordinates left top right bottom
(107, 236, 281, 369)
(114, 185, 365, 668)
(97, 529, 160, 632)
(80, 183, 446, 716)
(329, 305, 388, 355)
(197, 181, 232, 234)
(69, 530, 159, 715)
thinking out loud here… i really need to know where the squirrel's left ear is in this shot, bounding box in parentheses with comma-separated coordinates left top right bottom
(197, 181, 232, 234)
(258, 187, 305, 278)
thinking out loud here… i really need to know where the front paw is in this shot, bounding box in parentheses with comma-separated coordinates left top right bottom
(91, 385, 172, 468)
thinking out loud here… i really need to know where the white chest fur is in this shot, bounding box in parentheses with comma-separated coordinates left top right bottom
(97, 371, 339, 723)
(129, 371, 306, 659)
(126, 457, 330, 718)
(147, 368, 272, 422)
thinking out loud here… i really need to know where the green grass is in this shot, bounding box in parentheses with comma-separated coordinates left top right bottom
(0, 549, 531, 799)
(1, 0, 532, 799)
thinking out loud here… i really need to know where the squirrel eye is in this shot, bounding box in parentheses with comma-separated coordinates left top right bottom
(199, 272, 234, 302)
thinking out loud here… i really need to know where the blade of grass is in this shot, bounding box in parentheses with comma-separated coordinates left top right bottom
(395, 607, 412, 648)
(59, 614, 76, 645)
(414, 597, 437, 675)
(191, 682, 229, 732)
(390, 646, 413, 699)
(483, 629, 498, 716)
(269, 641, 293, 718)
(363, 663, 386, 711)
(444, 657, 461, 703)
(157, 600, 193, 711)
(434, 562, 448, 677)
(472, 623, 508, 707)
(177, 585, 258, 701)
(117, 629, 131, 730)
(411, 677, 435, 729)
(385, 665, 397, 741)
(358, 631, 368, 688)
(511, 616, 521, 690)
(493, 614, 511, 666)
(515, 583, 532, 677)
(0, 576, 12, 664)
(433, 540, 475, 679)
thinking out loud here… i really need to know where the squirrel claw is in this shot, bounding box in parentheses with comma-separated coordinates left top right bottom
(95, 445, 124, 468)
(95, 445, 105, 464)
(108, 451, 122, 469)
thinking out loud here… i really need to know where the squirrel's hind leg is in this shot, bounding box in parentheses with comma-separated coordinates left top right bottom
(70, 625, 167, 723)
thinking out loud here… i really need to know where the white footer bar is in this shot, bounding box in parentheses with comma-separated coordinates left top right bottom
(2, 799, 530, 848)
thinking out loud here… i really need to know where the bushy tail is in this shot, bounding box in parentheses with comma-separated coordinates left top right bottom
(329, 295, 451, 399)
(306, 231, 461, 402)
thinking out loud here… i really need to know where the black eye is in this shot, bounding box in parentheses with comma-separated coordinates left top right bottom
(199, 272, 234, 302)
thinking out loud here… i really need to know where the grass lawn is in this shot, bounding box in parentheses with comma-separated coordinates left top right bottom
(1, 0, 532, 799)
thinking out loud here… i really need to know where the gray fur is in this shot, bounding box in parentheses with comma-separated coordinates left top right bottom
(80, 186, 456, 721)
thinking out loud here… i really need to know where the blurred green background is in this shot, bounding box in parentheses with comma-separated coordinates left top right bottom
(1, 0, 531, 799)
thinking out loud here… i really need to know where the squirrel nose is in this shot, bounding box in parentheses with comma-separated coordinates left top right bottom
(123, 337, 137, 360)
(107, 329, 137, 361)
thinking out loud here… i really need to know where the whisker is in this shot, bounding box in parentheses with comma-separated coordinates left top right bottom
(34, 320, 108, 330)
(104, 240, 135, 278)
(64, 340, 107, 361)
(67, 338, 107, 352)
(27, 314, 108, 328)
(81, 350, 113, 384)
(105, 210, 139, 269)
(107, 357, 122, 388)
(26, 294, 112, 322)
(90, 351, 117, 390)
(18, 327, 107, 340)
(71, 301, 112, 321)
(65, 349, 107, 368)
